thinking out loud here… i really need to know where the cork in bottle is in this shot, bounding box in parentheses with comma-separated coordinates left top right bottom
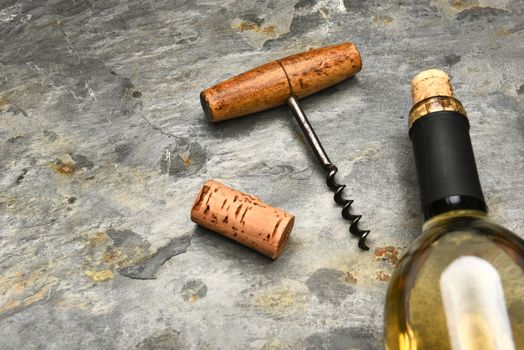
(409, 69, 467, 128)
(411, 69, 453, 105)
(190, 180, 295, 259)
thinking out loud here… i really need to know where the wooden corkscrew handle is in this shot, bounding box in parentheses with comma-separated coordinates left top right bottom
(200, 42, 362, 122)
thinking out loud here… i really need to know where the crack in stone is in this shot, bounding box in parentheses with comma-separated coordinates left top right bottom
(109, 70, 177, 139)
(57, 27, 83, 62)
(118, 234, 193, 280)
(140, 114, 177, 139)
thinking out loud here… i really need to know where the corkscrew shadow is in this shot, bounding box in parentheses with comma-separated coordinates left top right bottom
(391, 133, 422, 241)
(199, 104, 290, 140)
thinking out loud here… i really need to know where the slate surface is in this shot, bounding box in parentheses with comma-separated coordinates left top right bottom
(1, 0, 523, 349)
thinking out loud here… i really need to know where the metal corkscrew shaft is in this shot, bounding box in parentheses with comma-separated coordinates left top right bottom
(287, 96, 370, 250)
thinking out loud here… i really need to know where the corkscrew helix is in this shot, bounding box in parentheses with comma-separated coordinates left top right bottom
(287, 96, 370, 250)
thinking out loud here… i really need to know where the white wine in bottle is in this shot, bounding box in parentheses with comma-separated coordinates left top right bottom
(384, 69, 524, 350)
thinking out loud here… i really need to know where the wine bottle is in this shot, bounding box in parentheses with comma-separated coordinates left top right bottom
(384, 69, 524, 350)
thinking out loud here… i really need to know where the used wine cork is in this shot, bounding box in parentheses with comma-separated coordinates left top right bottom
(411, 69, 453, 105)
(190, 180, 295, 259)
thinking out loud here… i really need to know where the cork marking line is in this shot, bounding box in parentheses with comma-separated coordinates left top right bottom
(192, 185, 210, 211)
(272, 218, 282, 238)
(240, 207, 249, 224)
(235, 204, 243, 218)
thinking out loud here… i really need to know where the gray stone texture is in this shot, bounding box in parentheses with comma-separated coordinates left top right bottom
(1, 0, 523, 349)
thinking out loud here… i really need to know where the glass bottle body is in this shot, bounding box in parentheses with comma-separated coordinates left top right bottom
(384, 210, 524, 350)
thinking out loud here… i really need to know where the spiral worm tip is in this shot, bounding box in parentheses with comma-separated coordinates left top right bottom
(358, 238, 371, 251)
(325, 164, 370, 251)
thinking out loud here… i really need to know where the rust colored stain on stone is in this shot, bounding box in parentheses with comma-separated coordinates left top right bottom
(0, 96, 9, 107)
(53, 162, 76, 174)
(344, 272, 357, 284)
(374, 246, 399, 265)
(234, 21, 278, 35)
(181, 156, 192, 167)
(376, 271, 391, 282)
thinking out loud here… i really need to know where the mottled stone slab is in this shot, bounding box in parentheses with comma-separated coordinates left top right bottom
(1, 0, 523, 349)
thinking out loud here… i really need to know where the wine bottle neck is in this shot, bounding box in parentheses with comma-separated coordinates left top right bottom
(409, 109, 487, 222)
(422, 209, 488, 231)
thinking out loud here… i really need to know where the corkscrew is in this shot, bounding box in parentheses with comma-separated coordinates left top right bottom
(200, 42, 370, 250)
(287, 96, 370, 250)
